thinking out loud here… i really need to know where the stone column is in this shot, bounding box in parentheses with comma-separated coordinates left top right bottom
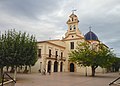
(58, 61, 60, 72)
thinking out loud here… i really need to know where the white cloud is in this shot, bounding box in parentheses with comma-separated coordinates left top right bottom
(0, 0, 120, 56)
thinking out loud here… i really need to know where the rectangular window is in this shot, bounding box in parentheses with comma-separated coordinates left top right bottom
(61, 52, 63, 59)
(70, 42, 74, 49)
(38, 49, 41, 58)
(49, 49, 51, 57)
(55, 51, 58, 58)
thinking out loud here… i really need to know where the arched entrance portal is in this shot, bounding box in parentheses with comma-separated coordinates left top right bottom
(47, 61, 51, 72)
(54, 61, 58, 72)
(70, 63, 74, 72)
(60, 62, 63, 72)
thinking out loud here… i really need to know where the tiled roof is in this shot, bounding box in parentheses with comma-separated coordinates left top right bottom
(84, 31, 98, 41)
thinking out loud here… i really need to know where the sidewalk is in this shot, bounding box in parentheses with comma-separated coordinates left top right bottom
(15, 72, 119, 86)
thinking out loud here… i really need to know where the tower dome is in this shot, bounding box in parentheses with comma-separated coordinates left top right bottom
(84, 30, 98, 41)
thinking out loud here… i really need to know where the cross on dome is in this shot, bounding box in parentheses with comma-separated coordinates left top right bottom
(89, 26, 92, 31)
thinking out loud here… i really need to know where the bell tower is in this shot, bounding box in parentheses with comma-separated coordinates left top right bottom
(67, 11, 79, 32)
(64, 11, 82, 38)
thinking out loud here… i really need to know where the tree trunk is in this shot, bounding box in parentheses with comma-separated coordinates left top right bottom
(29, 65, 31, 73)
(13, 66, 17, 81)
(0, 67, 3, 79)
(25, 65, 27, 71)
(6, 66, 9, 72)
(18, 66, 20, 73)
(91, 66, 96, 77)
(23, 65, 28, 73)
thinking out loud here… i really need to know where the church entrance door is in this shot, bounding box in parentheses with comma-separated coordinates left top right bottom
(70, 63, 74, 72)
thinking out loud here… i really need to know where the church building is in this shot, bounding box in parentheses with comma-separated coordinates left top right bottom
(31, 12, 105, 74)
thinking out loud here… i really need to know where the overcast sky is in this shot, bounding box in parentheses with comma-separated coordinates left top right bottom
(0, 0, 120, 57)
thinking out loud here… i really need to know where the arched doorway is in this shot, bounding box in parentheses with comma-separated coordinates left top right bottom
(70, 63, 74, 72)
(47, 61, 51, 72)
(54, 61, 58, 72)
(60, 62, 63, 72)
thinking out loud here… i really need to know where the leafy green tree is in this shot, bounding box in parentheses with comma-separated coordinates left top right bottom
(69, 41, 116, 76)
(0, 29, 37, 79)
(111, 57, 120, 72)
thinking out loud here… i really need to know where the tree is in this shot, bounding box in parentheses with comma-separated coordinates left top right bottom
(111, 57, 120, 72)
(0, 29, 37, 79)
(69, 41, 116, 76)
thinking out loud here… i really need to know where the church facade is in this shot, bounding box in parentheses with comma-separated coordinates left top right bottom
(31, 13, 106, 74)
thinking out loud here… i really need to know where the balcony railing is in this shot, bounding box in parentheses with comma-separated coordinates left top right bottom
(46, 54, 66, 61)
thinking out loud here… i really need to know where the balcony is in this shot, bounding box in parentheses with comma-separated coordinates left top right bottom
(46, 54, 66, 61)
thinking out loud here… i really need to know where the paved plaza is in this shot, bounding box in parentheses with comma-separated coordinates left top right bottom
(15, 72, 119, 86)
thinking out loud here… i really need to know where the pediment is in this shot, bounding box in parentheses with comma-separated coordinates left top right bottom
(63, 34, 84, 40)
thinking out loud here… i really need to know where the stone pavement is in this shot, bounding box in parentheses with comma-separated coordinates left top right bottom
(15, 72, 119, 86)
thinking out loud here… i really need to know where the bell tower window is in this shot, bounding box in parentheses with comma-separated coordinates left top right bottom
(74, 25, 76, 29)
(72, 17, 73, 21)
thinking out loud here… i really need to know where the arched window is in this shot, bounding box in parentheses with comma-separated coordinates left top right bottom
(47, 61, 51, 72)
(74, 25, 76, 29)
(54, 61, 58, 72)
